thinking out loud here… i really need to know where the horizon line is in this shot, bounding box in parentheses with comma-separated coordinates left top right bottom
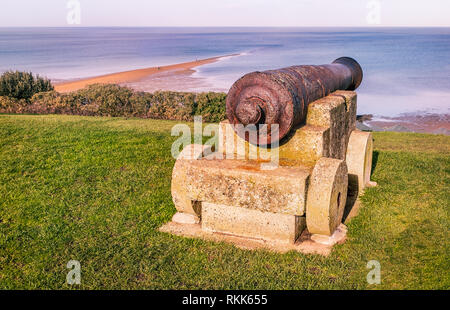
(1, 25, 450, 28)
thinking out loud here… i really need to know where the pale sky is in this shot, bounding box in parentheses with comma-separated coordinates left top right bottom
(0, 0, 449, 27)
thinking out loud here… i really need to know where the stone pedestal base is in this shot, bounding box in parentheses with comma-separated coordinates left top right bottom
(202, 202, 306, 244)
(160, 220, 347, 256)
(310, 224, 348, 246)
(172, 212, 200, 224)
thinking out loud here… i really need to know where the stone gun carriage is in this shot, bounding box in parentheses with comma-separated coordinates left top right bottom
(163, 57, 376, 252)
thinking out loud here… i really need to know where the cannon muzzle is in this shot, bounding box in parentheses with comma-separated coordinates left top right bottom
(226, 57, 363, 145)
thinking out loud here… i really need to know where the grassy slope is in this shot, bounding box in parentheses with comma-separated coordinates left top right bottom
(0, 115, 448, 290)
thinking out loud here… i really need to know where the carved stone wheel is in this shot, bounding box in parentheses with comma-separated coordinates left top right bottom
(306, 157, 348, 236)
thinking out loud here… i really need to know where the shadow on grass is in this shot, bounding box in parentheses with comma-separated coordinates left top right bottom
(342, 185, 358, 223)
(371, 150, 379, 176)
(342, 150, 379, 223)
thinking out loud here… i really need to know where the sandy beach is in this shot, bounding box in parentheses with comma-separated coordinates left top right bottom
(54, 55, 236, 93)
(368, 114, 450, 135)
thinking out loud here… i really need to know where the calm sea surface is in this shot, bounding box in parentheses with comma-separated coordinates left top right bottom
(0, 27, 449, 115)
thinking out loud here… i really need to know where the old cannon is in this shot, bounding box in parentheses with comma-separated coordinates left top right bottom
(162, 57, 376, 254)
(226, 57, 363, 145)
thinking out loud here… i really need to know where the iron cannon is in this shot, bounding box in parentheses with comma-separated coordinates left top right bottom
(226, 57, 363, 145)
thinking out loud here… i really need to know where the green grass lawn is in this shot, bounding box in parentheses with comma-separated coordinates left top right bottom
(0, 114, 448, 290)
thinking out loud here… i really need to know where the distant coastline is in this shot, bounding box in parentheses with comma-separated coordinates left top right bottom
(357, 113, 450, 135)
(54, 54, 238, 93)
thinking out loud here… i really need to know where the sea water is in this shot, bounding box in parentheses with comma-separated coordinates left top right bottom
(0, 27, 449, 115)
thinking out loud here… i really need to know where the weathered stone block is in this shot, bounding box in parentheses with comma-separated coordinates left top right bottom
(334, 90, 357, 134)
(218, 91, 357, 167)
(334, 90, 357, 157)
(202, 202, 306, 244)
(307, 91, 357, 160)
(279, 125, 331, 167)
(218, 120, 330, 167)
(218, 120, 260, 159)
(173, 156, 310, 216)
(171, 144, 211, 217)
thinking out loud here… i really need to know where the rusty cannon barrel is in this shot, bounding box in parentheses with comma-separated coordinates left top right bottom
(226, 57, 363, 145)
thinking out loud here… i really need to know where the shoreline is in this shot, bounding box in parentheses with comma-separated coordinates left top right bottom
(357, 113, 450, 135)
(54, 54, 237, 93)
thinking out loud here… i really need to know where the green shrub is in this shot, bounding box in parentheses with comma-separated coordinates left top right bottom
(0, 96, 28, 112)
(0, 82, 227, 122)
(147, 91, 195, 121)
(0, 71, 54, 100)
(77, 84, 136, 117)
(193, 92, 227, 122)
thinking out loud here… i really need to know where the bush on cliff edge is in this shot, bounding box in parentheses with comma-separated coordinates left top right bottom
(0, 83, 227, 122)
(0, 71, 54, 100)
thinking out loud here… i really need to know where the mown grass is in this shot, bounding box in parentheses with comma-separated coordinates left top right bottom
(0, 114, 448, 289)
